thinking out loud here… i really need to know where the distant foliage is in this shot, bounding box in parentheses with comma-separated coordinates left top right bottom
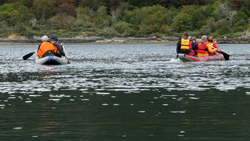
(0, 0, 249, 38)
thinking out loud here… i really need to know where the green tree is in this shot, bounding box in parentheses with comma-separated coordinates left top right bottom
(171, 13, 192, 32)
(0, 0, 8, 5)
(101, 0, 122, 14)
(246, 0, 250, 9)
(80, 0, 100, 10)
(33, 0, 58, 21)
(234, 11, 248, 23)
(58, 2, 76, 16)
(0, 3, 33, 26)
(239, 6, 250, 17)
(48, 13, 75, 29)
(21, 0, 34, 8)
(192, 8, 207, 29)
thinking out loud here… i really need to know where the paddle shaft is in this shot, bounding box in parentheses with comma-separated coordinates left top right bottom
(23, 52, 35, 60)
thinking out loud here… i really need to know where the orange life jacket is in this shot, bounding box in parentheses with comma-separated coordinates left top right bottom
(196, 41, 206, 54)
(37, 41, 58, 58)
(206, 41, 216, 56)
(207, 42, 214, 47)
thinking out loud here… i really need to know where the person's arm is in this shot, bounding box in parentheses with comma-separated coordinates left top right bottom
(214, 43, 218, 49)
(54, 42, 65, 56)
(37, 45, 40, 52)
(176, 40, 181, 54)
(206, 44, 217, 53)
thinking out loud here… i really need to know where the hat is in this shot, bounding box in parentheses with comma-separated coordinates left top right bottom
(208, 36, 213, 41)
(42, 35, 48, 41)
(50, 34, 58, 41)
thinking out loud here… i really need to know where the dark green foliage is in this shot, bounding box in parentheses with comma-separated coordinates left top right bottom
(218, 27, 231, 35)
(234, 19, 247, 28)
(24, 30, 34, 39)
(233, 26, 245, 32)
(239, 6, 250, 17)
(0, 0, 8, 5)
(234, 11, 249, 23)
(171, 13, 193, 32)
(0, 0, 249, 38)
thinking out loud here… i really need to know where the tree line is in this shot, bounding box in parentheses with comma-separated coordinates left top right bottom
(0, 0, 250, 38)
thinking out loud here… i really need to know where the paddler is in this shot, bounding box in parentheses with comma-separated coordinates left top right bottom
(50, 34, 66, 57)
(188, 36, 198, 56)
(206, 36, 218, 56)
(176, 32, 193, 56)
(37, 35, 66, 58)
(195, 36, 217, 58)
(37, 35, 58, 58)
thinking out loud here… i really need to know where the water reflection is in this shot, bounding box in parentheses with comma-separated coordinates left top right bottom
(1, 44, 250, 140)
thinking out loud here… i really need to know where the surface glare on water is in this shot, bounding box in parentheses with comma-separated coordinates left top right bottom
(1, 44, 250, 140)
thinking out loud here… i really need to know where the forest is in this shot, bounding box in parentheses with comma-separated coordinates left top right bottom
(0, 0, 250, 38)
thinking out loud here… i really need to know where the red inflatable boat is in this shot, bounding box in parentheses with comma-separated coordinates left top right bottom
(178, 54, 225, 62)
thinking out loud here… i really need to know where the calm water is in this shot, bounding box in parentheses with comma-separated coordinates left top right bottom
(1, 43, 250, 140)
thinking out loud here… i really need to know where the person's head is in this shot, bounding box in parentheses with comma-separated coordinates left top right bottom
(50, 34, 58, 42)
(201, 35, 207, 41)
(182, 32, 188, 39)
(192, 36, 196, 41)
(207, 36, 213, 41)
(42, 35, 48, 41)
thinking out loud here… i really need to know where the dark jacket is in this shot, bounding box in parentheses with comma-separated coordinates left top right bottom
(50, 34, 65, 56)
(176, 39, 191, 54)
(191, 41, 198, 50)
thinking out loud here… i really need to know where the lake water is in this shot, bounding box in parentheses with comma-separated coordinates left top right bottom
(1, 43, 250, 140)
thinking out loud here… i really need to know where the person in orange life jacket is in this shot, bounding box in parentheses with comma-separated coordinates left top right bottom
(188, 36, 198, 56)
(201, 35, 207, 43)
(176, 32, 192, 55)
(37, 35, 58, 58)
(206, 36, 218, 56)
(50, 34, 65, 57)
(196, 36, 218, 58)
(195, 35, 208, 58)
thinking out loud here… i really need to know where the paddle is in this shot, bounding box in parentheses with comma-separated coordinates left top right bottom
(207, 44, 230, 60)
(217, 50, 230, 60)
(62, 45, 71, 64)
(23, 52, 35, 60)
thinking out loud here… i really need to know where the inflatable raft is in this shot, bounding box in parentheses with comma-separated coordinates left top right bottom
(35, 56, 69, 65)
(178, 54, 225, 62)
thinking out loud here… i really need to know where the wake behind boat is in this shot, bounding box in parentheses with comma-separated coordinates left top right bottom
(178, 54, 225, 62)
(35, 56, 69, 65)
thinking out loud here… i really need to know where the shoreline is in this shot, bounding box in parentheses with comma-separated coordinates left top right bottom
(0, 36, 249, 45)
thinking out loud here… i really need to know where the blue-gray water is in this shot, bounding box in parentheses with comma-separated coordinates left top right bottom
(1, 44, 250, 140)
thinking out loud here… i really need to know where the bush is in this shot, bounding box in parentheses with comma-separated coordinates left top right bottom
(217, 27, 231, 35)
(48, 13, 75, 29)
(113, 21, 131, 33)
(233, 26, 245, 32)
(171, 13, 192, 32)
(17, 22, 26, 34)
(96, 27, 120, 38)
(154, 32, 162, 38)
(24, 30, 34, 39)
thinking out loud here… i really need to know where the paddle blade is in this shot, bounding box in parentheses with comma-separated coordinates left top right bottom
(220, 51, 230, 60)
(23, 52, 35, 60)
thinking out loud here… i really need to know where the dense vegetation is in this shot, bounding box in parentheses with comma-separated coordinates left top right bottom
(0, 0, 250, 38)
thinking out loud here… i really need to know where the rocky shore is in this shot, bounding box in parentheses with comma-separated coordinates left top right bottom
(0, 36, 249, 44)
